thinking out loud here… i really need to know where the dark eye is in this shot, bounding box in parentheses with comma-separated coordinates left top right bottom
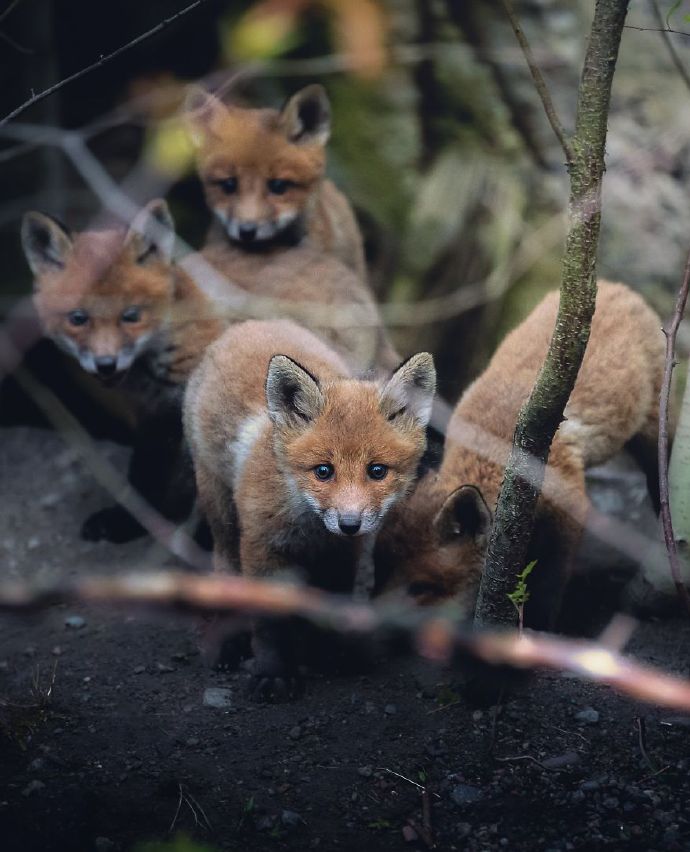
(121, 306, 141, 323)
(67, 309, 89, 327)
(367, 463, 388, 481)
(267, 178, 292, 195)
(219, 177, 237, 194)
(314, 463, 334, 481)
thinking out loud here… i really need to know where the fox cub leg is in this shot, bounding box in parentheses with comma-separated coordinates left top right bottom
(81, 406, 192, 543)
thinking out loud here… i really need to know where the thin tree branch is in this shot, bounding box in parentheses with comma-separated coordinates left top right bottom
(658, 247, 690, 616)
(0, 0, 210, 127)
(0, 0, 24, 26)
(648, 0, 690, 93)
(624, 23, 690, 37)
(498, 0, 574, 164)
(2, 571, 690, 711)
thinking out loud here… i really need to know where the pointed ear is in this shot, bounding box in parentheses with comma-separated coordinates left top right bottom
(379, 352, 436, 428)
(125, 199, 175, 265)
(434, 485, 492, 543)
(21, 212, 73, 277)
(183, 85, 228, 147)
(279, 84, 331, 146)
(266, 355, 325, 428)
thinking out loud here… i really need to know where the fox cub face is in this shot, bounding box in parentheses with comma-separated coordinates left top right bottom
(266, 353, 436, 537)
(378, 479, 493, 608)
(185, 84, 330, 246)
(22, 200, 177, 383)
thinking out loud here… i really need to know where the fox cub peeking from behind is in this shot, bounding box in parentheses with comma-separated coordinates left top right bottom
(22, 199, 224, 543)
(376, 281, 665, 627)
(184, 319, 435, 694)
(184, 83, 366, 280)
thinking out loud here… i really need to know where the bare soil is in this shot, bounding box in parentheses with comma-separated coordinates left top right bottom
(2, 427, 690, 852)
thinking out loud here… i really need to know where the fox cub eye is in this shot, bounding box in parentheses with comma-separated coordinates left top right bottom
(367, 463, 388, 481)
(267, 178, 292, 195)
(121, 306, 141, 323)
(314, 463, 334, 481)
(67, 309, 89, 327)
(219, 177, 237, 194)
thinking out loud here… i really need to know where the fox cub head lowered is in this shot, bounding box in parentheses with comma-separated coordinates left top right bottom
(266, 351, 436, 538)
(22, 200, 180, 383)
(184, 84, 331, 247)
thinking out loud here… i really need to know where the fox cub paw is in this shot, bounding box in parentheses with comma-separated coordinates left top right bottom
(81, 506, 146, 543)
(243, 657, 303, 703)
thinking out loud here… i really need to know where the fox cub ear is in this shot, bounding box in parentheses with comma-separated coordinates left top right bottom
(266, 355, 325, 428)
(434, 485, 492, 543)
(21, 211, 73, 277)
(379, 352, 436, 428)
(279, 84, 331, 146)
(125, 199, 175, 266)
(183, 85, 228, 146)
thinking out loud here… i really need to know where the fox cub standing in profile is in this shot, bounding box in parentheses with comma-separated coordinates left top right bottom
(22, 199, 224, 542)
(184, 83, 366, 281)
(376, 281, 665, 627)
(184, 319, 435, 693)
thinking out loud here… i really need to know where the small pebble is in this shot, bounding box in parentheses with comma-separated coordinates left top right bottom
(203, 687, 233, 709)
(289, 726, 302, 740)
(575, 707, 599, 724)
(402, 825, 418, 842)
(64, 615, 86, 630)
(281, 809, 303, 828)
(357, 765, 373, 778)
(542, 751, 580, 769)
(450, 784, 483, 806)
(384, 703, 397, 715)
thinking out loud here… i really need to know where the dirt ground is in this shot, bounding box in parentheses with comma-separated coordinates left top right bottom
(2, 427, 690, 852)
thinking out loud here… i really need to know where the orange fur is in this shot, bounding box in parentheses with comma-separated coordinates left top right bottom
(376, 281, 666, 622)
(21, 200, 226, 543)
(185, 84, 366, 280)
(184, 319, 435, 585)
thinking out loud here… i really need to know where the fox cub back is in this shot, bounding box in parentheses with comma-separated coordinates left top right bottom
(376, 281, 665, 625)
(184, 84, 366, 280)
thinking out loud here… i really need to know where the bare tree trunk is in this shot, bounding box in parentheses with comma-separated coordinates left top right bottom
(474, 0, 631, 628)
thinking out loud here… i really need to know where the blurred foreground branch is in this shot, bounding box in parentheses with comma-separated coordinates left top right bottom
(1, 571, 690, 710)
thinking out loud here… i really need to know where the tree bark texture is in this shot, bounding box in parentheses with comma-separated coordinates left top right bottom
(474, 0, 631, 628)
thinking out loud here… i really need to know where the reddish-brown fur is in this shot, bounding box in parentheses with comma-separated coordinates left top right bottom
(21, 201, 225, 542)
(376, 281, 666, 622)
(185, 84, 366, 280)
(185, 319, 435, 688)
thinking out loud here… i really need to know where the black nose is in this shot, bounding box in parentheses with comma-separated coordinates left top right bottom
(338, 516, 361, 536)
(95, 356, 117, 377)
(238, 223, 257, 242)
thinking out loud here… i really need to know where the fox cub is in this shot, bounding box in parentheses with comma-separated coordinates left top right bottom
(185, 83, 366, 280)
(376, 281, 665, 626)
(22, 199, 224, 542)
(184, 319, 435, 690)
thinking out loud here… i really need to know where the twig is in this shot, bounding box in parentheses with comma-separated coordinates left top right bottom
(4, 572, 690, 711)
(635, 716, 657, 773)
(624, 24, 690, 37)
(498, 0, 574, 163)
(658, 247, 690, 616)
(169, 785, 184, 834)
(0, 0, 210, 127)
(648, 0, 690, 93)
